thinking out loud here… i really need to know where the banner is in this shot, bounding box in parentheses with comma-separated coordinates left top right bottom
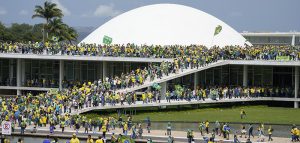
(152, 83, 161, 90)
(214, 25, 222, 36)
(103, 35, 113, 45)
(2, 121, 12, 135)
(277, 56, 290, 61)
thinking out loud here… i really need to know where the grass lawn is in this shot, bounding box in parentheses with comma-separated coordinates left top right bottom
(83, 105, 300, 125)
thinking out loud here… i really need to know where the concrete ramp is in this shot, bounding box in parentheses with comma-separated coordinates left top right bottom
(116, 60, 229, 93)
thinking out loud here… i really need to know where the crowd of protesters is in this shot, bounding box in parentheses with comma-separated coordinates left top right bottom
(0, 85, 295, 130)
(1, 43, 300, 89)
(0, 42, 299, 142)
(1, 42, 300, 60)
(1, 110, 299, 143)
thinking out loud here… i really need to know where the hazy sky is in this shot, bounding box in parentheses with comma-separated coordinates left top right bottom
(0, 0, 299, 32)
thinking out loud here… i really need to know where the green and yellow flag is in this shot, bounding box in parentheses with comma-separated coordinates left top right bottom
(52, 36, 59, 42)
(119, 136, 135, 143)
(103, 35, 113, 45)
(214, 25, 222, 36)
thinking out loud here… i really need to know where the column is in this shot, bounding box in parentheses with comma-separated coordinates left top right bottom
(194, 72, 199, 90)
(21, 60, 25, 86)
(295, 66, 299, 108)
(160, 82, 167, 100)
(103, 61, 108, 80)
(17, 59, 22, 95)
(292, 35, 296, 46)
(59, 60, 64, 90)
(9, 59, 14, 86)
(96, 62, 102, 79)
(243, 65, 248, 87)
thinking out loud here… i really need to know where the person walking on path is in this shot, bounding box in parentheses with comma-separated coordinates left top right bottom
(248, 124, 254, 139)
(199, 122, 204, 136)
(187, 129, 194, 143)
(205, 120, 210, 134)
(240, 108, 246, 119)
(167, 122, 172, 136)
(214, 121, 220, 136)
(146, 117, 151, 133)
(268, 126, 273, 141)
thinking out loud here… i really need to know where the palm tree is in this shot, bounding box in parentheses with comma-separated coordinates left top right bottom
(32, 1, 63, 24)
(32, 1, 63, 41)
(47, 18, 78, 43)
(47, 18, 67, 36)
(64, 27, 78, 43)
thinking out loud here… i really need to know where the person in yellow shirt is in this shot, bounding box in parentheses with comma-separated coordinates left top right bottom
(268, 126, 273, 141)
(123, 122, 128, 135)
(142, 93, 146, 104)
(70, 133, 80, 143)
(205, 120, 209, 134)
(86, 134, 94, 143)
(102, 124, 107, 138)
(95, 136, 104, 143)
(297, 128, 300, 139)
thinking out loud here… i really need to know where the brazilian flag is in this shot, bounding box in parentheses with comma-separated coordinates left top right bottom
(152, 83, 161, 90)
(214, 25, 222, 36)
(52, 36, 59, 42)
(119, 136, 135, 143)
(103, 35, 113, 45)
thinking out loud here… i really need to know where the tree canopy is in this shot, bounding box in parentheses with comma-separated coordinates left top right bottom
(0, 1, 78, 43)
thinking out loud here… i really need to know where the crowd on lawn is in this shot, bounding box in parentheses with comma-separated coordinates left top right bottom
(1, 111, 300, 143)
(0, 85, 295, 136)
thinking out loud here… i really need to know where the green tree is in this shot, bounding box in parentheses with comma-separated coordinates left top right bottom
(47, 18, 78, 43)
(63, 26, 78, 43)
(8, 23, 33, 42)
(32, 1, 63, 24)
(0, 22, 13, 41)
(32, 1, 63, 41)
(47, 18, 67, 37)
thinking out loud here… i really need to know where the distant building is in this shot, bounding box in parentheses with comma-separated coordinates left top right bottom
(241, 32, 300, 46)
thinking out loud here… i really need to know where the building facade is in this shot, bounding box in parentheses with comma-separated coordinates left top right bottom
(0, 32, 300, 109)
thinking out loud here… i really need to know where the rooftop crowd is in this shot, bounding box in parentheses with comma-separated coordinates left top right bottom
(1, 43, 300, 89)
(0, 42, 300, 60)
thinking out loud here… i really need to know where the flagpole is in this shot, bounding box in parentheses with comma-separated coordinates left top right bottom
(210, 34, 215, 48)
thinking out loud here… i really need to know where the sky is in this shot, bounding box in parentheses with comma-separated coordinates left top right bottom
(0, 0, 299, 32)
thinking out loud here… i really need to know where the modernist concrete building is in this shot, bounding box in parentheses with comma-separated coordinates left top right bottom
(0, 4, 299, 109)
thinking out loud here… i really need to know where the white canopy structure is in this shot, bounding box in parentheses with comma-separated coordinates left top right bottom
(80, 4, 251, 47)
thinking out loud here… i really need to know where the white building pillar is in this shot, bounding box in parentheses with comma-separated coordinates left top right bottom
(59, 60, 64, 90)
(17, 59, 22, 95)
(292, 35, 296, 46)
(295, 66, 299, 108)
(243, 65, 248, 87)
(9, 59, 14, 86)
(194, 72, 199, 90)
(21, 60, 25, 86)
(160, 82, 167, 100)
(103, 61, 108, 80)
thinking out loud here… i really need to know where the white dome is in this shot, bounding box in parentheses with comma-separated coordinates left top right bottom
(80, 4, 251, 47)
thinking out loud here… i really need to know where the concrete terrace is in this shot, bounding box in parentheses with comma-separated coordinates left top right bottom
(70, 97, 300, 114)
